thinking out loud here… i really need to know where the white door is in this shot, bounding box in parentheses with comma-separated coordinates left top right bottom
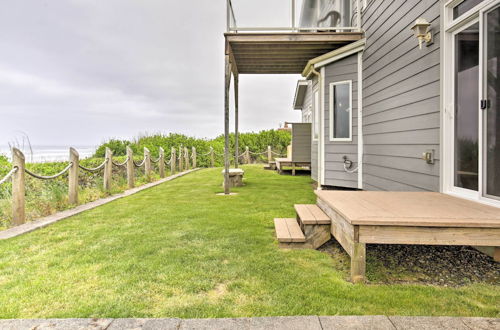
(443, 0, 500, 205)
(483, 4, 500, 200)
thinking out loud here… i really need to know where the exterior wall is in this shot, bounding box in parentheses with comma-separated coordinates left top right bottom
(292, 123, 312, 162)
(323, 54, 359, 188)
(361, 0, 441, 191)
(301, 81, 313, 123)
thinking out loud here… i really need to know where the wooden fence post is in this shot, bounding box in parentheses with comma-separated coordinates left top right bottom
(192, 147, 197, 168)
(126, 146, 134, 188)
(267, 146, 272, 163)
(178, 145, 183, 172)
(68, 147, 79, 205)
(103, 147, 113, 191)
(245, 146, 250, 164)
(12, 148, 25, 226)
(159, 147, 165, 178)
(144, 147, 152, 177)
(210, 147, 214, 168)
(171, 147, 176, 174)
(184, 147, 189, 170)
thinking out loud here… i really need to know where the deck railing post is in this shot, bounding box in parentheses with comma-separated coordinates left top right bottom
(144, 147, 152, 177)
(103, 147, 113, 191)
(192, 147, 197, 168)
(356, 0, 362, 31)
(210, 147, 215, 168)
(291, 0, 296, 31)
(126, 146, 134, 188)
(171, 147, 176, 174)
(159, 147, 165, 178)
(245, 146, 250, 164)
(226, 0, 230, 31)
(234, 74, 239, 169)
(12, 148, 25, 226)
(223, 54, 231, 194)
(267, 146, 272, 163)
(185, 148, 188, 170)
(68, 147, 79, 205)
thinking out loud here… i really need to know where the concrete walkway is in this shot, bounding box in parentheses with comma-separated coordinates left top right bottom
(0, 168, 199, 240)
(0, 316, 497, 329)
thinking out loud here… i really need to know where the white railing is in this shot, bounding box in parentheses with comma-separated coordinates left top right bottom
(226, 0, 361, 33)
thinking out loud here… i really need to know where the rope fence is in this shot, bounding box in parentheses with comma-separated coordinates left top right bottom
(112, 157, 129, 167)
(0, 144, 286, 227)
(25, 163, 73, 180)
(0, 167, 18, 186)
(79, 159, 107, 172)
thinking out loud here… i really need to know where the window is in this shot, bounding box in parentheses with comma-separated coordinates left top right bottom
(313, 91, 320, 140)
(329, 81, 352, 141)
(453, 0, 485, 19)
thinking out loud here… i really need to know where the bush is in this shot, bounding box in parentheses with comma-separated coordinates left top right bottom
(0, 129, 291, 227)
(93, 130, 292, 167)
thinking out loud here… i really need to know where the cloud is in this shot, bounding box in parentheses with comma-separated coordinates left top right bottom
(0, 0, 301, 146)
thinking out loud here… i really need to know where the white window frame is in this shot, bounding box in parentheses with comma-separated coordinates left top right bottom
(313, 90, 320, 141)
(442, 0, 500, 207)
(329, 80, 353, 142)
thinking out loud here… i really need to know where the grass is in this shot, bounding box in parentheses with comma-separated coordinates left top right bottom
(0, 156, 163, 229)
(0, 166, 498, 318)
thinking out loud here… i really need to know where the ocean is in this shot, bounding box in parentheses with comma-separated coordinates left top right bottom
(0, 145, 96, 163)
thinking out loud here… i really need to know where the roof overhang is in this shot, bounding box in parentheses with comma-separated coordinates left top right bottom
(293, 80, 310, 110)
(302, 38, 366, 77)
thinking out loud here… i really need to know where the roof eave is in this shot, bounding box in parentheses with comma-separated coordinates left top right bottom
(301, 38, 366, 77)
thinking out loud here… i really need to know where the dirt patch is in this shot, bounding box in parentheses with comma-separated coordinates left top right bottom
(319, 240, 500, 286)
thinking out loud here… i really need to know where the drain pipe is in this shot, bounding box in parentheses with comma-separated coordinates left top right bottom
(310, 67, 322, 189)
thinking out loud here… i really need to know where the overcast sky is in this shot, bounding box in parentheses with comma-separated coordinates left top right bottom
(0, 0, 301, 147)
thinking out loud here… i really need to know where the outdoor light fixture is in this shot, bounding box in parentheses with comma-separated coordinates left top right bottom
(410, 18, 433, 49)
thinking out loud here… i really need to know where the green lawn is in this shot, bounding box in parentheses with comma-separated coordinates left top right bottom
(0, 166, 498, 318)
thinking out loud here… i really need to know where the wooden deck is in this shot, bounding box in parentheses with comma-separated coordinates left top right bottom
(225, 32, 363, 74)
(315, 191, 500, 283)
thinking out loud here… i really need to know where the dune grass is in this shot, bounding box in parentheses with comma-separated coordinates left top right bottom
(0, 166, 498, 319)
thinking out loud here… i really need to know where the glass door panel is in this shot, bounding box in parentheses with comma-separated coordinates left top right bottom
(454, 23, 480, 191)
(485, 6, 500, 198)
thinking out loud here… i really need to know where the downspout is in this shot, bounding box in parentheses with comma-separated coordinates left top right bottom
(310, 67, 323, 189)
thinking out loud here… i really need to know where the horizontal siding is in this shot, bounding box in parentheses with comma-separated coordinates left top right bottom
(361, 0, 441, 192)
(292, 123, 312, 162)
(323, 54, 358, 188)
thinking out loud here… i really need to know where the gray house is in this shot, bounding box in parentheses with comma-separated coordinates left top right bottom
(292, 0, 499, 203)
(223, 0, 500, 281)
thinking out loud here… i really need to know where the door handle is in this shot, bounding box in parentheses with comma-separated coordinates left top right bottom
(480, 99, 491, 110)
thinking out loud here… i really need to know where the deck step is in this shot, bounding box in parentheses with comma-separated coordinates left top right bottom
(295, 204, 331, 225)
(274, 218, 306, 243)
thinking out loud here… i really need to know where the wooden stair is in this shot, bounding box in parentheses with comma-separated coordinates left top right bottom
(274, 218, 306, 248)
(274, 204, 332, 249)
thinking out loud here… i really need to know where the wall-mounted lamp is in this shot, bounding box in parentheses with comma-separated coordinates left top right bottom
(410, 18, 433, 49)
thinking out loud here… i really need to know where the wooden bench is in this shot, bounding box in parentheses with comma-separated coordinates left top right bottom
(274, 218, 305, 247)
(275, 158, 311, 176)
(264, 161, 276, 170)
(221, 168, 244, 187)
